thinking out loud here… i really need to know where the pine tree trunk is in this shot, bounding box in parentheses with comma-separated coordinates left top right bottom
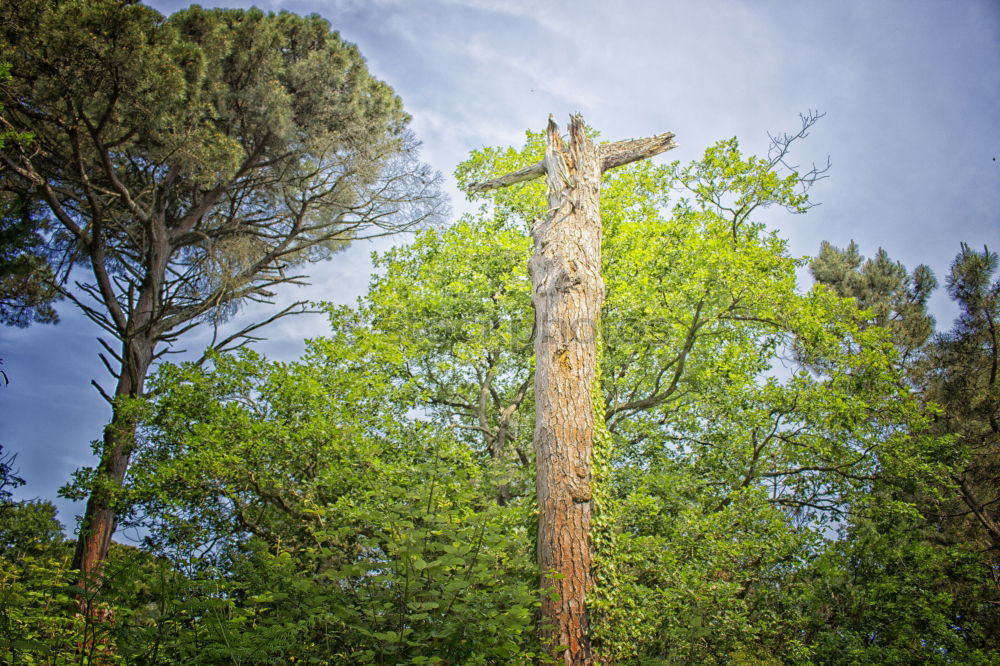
(74, 221, 168, 587)
(529, 115, 603, 665)
(72, 335, 153, 586)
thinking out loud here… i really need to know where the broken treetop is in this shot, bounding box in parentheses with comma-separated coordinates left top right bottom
(467, 115, 676, 193)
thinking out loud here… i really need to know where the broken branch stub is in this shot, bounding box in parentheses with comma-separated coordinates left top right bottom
(466, 129, 676, 193)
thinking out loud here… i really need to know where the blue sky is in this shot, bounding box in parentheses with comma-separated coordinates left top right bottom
(2, 0, 998, 529)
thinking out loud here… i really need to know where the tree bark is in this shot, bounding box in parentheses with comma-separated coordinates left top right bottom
(529, 115, 603, 665)
(468, 115, 675, 664)
(72, 334, 154, 585)
(72, 208, 171, 586)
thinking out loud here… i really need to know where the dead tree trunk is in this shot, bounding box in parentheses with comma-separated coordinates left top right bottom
(469, 115, 675, 665)
(530, 116, 603, 663)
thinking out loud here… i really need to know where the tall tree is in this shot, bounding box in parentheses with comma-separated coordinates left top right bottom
(468, 115, 676, 664)
(924, 245, 1000, 583)
(0, 0, 440, 582)
(459, 118, 939, 662)
(810, 240, 1000, 654)
(810, 240, 937, 364)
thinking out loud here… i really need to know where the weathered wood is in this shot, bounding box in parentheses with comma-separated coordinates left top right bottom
(530, 115, 602, 664)
(598, 131, 676, 172)
(467, 130, 676, 193)
(468, 161, 546, 192)
(473, 114, 675, 666)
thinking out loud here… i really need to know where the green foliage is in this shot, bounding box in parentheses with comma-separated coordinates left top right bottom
(0, 63, 32, 152)
(0, 501, 78, 664)
(120, 349, 543, 663)
(811, 240, 937, 362)
(2, 112, 995, 662)
(0, 194, 60, 328)
(918, 244, 1000, 646)
(0, 500, 63, 559)
(926, 244, 1000, 503)
(812, 240, 1000, 658)
(0, 62, 58, 329)
(794, 507, 998, 665)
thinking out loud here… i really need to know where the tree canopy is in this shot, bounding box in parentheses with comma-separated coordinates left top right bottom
(0, 0, 442, 581)
(1, 0, 441, 342)
(2, 127, 981, 663)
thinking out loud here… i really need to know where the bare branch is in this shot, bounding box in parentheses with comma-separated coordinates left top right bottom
(98, 353, 120, 380)
(194, 301, 316, 366)
(467, 131, 677, 193)
(90, 380, 114, 405)
(767, 109, 831, 198)
(599, 132, 677, 172)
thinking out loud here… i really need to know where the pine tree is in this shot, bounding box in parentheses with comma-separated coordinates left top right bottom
(0, 0, 441, 583)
